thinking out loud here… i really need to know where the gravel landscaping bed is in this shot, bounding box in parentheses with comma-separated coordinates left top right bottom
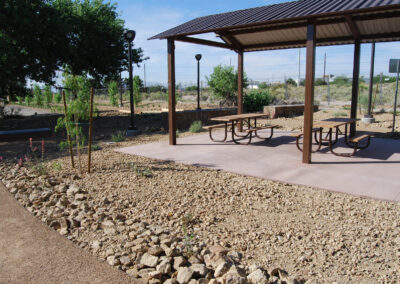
(1, 133, 399, 283)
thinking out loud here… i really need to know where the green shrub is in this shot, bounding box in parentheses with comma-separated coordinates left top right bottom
(133, 76, 142, 106)
(108, 81, 118, 106)
(149, 92, 168, 101)
(111, 131, 126, 142)
(43, 85, 53, 106)
(244, 89, 273, 112)
(189, 121, 203, 133)
(17, 96, 23, 105)
(186, 85, 197, 91)
(32, 85, 43, 107)
(54, 92, 62, 104)
(359, 94, 369, 114)
(92, 144, 101, 151)
(334, 111, 347, 117)
(25, 95, 32, 106)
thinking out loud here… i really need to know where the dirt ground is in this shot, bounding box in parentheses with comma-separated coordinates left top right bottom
(1, 104, 400, 283)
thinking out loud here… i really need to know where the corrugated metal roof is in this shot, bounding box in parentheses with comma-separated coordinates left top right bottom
(149, 0, 400, 40)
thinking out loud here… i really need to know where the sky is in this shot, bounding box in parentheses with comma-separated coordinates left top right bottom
(115, 0, 400, 86)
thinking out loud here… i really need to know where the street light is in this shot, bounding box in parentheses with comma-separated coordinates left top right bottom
(123, 29, 140, 135)
(195, 54, 202, 111)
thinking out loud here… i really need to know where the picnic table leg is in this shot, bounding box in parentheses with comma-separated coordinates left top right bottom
(315, 128, 339, 146)
(232, 120, 251, 138)
(328, 127, 357, 157)
(296, 128, 323, 153)
(208, 122, 228, 142)
(231, 121, 252, 145)
(254, 127, 274, 140)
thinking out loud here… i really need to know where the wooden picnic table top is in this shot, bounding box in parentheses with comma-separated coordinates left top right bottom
(211, 113, 268, 122)
(314, 118, 358, 128)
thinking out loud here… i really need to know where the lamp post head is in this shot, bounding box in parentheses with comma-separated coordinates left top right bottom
(195, 54, 202, 61)
(123, 30, 136, 43)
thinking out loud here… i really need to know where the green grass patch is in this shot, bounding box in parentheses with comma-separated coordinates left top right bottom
(189, 121, 203, 133)
(333, 111, 348, 117)
(111, 131, 126, 142)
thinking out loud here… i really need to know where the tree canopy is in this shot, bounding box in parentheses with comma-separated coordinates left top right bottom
(206, 65, 248, 106)
(0, 0, 147, 98)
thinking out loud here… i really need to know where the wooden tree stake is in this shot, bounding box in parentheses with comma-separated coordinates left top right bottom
(88, 88, 94, 173)
(62, 91, 75, 168)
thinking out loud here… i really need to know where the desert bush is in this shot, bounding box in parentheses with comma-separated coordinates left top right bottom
(334, 111, 348, 117)
(244, 89, 274, 112)
(43, 85, 53, 106)
(111, 131, 126, 142)
(186, 85, 197, 92)
(0, 99, 5, 119)
(133, 76, 142, 106)
(25, 95, 32, 106)
(17, 96, 23, 105)
(32, 85, 43, 107)
(108, 81, 118, 106)
(149, 92, 168, 101)
(189, 121, 203, 133)
(54, 92, 62, 104)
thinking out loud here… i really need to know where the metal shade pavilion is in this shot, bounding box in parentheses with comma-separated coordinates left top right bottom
(149, 0, 400, 164)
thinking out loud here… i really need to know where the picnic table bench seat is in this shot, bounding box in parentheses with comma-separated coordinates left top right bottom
(244, 125, 278, 141)
(203, 124, 228, 130)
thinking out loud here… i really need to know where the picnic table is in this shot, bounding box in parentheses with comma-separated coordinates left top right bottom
(293, 118, 371, 157)
(206, 113, 278, 144)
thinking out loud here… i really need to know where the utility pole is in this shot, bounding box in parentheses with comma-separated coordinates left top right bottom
(379, 72, 383, 106)
(144, 63, 147, 93)
(326, 75, 331, 106)
(284, 74, 289, 100)
(298, 48, 301, 87)
(323, 53, 327, 82)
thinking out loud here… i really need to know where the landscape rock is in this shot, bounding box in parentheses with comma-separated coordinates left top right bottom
(214, 261, 231, 277)
(140, 253, 159, 268)
(177, 267, 193, 284)
(247, 269, 268, 284)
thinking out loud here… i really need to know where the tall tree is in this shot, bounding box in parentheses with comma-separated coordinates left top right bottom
(206, 65, 248, 106)
(0, 0, 67, 98)
(0, 0, 148, 98)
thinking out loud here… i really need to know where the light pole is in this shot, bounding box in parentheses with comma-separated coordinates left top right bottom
(195, 54, 202, 110)
(123, 29, 140, 135)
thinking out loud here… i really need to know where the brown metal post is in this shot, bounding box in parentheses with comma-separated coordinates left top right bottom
(168, 38, 176, 145)
(62, 91, 75, 168)
(237, 50, 244, 131)
(350, 39, 361, 137)
(367, 42, 375, 117)
(87, 88, 94, 173)
(302, 23, 316, 164)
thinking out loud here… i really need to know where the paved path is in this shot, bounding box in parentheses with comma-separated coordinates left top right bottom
(0, 182, 140, 284)
(4, 105, 55, 116)
(117, 131, 400, 203)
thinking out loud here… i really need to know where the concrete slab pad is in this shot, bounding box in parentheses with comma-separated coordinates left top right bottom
(117, 131, 400, 203)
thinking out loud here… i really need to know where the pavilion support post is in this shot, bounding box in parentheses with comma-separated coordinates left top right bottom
(168, 38, 176, 145)
(302, 23, 316, 164)
(237, 50, 244, 131)
(350, 39, 361, 137)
